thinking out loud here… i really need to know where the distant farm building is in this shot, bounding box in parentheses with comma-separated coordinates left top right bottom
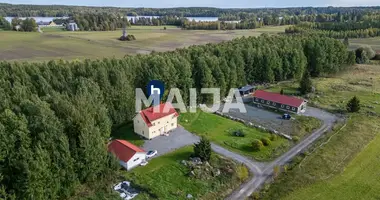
(66, 21, 79, 31)
(253, 90, 307, 114)
(36, 21, 60, 27)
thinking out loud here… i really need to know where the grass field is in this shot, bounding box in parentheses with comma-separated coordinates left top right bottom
(0, 26, 287, 61)
(122, 146, 248, 200)
(348, 37, 380, 52)
(179, 110, 291, 161)
(259, 65, 380, 200)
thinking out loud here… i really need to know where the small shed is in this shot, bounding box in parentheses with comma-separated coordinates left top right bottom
(239, 85, 256, 96)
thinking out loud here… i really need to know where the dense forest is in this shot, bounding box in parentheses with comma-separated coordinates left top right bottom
(284, 13, 380, 39)
(0, 34, 353, 199)
(1, 3, 380, 17)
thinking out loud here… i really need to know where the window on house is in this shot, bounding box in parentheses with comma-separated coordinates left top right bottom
(142, 131, 144, 135)
(281, 105, 284, 108)
(286, 106, 290, 109)
(158, 122, 160, 124)
(267, 101, 270, 104)
(273, 102, 276, 106)
(133, 157, 140, 162)
(172, 123, 174, 126)
(153, 123, 155, 126)
(261, 100, 265, 103)
(292, 107, 296, 111)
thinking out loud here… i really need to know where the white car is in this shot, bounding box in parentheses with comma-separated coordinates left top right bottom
(140, 160, 148, 166)
(146, 150, 158, 159)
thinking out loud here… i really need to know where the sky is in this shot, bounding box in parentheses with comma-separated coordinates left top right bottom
(1, 0, 380, 8)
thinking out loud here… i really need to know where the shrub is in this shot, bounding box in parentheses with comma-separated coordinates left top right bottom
(164, 26, 167, 30)
(232, 129, 245, 137)
(347, 96, 361, 113)
(269, 134, 278, 141)
(280, 88, 284, 95)
(252, 139, 264, 151)
(193, 136, 212, 161)
(292, 136, 300, 142)
(261, 138, 271, 146)
(236, 164, 249, 181)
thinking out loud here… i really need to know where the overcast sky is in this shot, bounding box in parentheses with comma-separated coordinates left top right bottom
(2, 0, 380, 8)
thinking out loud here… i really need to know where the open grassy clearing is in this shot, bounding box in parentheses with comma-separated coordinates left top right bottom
(259, 65, 380, 200)
(111, 123, 145, 146)
(348, 37, 380, 52)
(179, 110, 291, 161)
(122, 146, 249, 200)
(0, 26, 287, 61)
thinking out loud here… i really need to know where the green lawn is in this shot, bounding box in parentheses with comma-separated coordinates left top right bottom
(259, 65, 380, 200)
(0, 26, 287, 61)
(179, 110, 290, 161)
(123, 146, 248, 200)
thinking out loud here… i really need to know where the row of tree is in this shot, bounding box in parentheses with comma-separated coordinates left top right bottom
(285, 26, 380, 39)
(0, 16, 11, 30)
(9, 17, 38, 31)
(2, 3, 380, 17)
(68, 13, 129, 31)
(293, 20, 380, 31)
(0, 34, 353, 199)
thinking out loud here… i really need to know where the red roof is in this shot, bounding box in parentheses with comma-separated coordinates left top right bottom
(253, 90, 305, 107)
(108, 139, 145, 162)
(139, 102, 179, 127)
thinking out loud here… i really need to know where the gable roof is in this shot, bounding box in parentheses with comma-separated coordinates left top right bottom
(108, 139, 145, 162)
(239, 85, 255, 92)
(253, 90, 305, 107)
(139, 102, 179, 127)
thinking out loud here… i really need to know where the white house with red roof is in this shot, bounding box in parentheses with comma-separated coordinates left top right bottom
(133, 102, 179, 139)
(108, 139, 146, 170)
(253, 90, 307, 114)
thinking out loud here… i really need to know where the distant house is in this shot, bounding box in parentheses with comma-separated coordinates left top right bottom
(14, 25, 21, 31)
(66, 21, 79, 31)
(253, 90, 307, 114)
(37, 21, 59, 27)
(239, 85, 256, 96)
(133, 102, 179, 139)
(108, 139, 146, 170)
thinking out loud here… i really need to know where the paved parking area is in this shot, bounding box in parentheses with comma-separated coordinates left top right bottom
(142, 126, 199, 157)
(219, 103, 294, 135)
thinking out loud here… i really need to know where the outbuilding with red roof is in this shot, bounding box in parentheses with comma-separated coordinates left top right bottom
(108, 139, 146, 170)
(133, 102, 179, 139)
(253, 90, 307, 114)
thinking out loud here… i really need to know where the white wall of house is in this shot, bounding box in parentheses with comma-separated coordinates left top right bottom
(147, 113, 177, 139)
(133, 114, 150, 138)
(119, 152, 146, 171)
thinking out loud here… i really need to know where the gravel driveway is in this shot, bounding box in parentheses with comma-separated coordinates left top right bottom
(142, 126, 199, 157)
(219, 103, 294, 135)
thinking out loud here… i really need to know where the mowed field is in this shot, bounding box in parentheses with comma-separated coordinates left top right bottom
(348, 37, 380, 52)
(0, 26, 287, 61)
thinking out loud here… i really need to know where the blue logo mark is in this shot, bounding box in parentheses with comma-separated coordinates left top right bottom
(147, 80, 165, 106)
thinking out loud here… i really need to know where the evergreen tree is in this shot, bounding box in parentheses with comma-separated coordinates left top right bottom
(193, 137, 212, 161)
(347, 96, 361, 112)
(280, 89, 284, 95)
(300, 71, 313, 95)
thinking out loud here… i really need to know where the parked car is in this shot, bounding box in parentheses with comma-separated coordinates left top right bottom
(113, 181, 130, 191)
(146, 150, 158, 158)
(140, 160, 148, 166)
(162, 133, 169, 136)
(282, 113, 291, 120)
